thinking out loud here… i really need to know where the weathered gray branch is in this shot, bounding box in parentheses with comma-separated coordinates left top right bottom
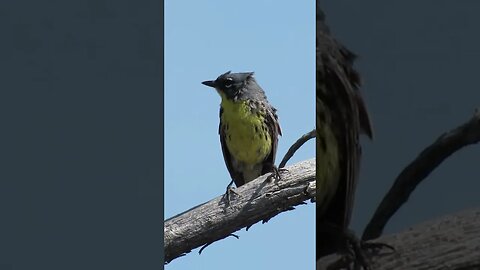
(318, 208, 480, 270)
(164, 158, 315, 264)
(363, 109, 480, 241)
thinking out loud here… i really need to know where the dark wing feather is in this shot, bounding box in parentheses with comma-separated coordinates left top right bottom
(321, 53, 362, 229)
(261, 104, 282, 175)
(219, 107, 244, 187)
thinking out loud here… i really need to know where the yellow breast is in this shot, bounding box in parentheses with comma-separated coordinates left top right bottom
(220, 98, 272, 165)
(316, 99, 341, 215)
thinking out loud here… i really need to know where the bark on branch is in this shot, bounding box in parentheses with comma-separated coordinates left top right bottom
(164, 158, 316, 264)
(363, 109, 480, 241)
(318, 208, 480, 270)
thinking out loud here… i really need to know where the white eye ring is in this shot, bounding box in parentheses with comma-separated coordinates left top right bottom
(225, 78, 233, 88)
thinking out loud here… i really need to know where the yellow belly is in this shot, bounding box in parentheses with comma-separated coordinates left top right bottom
(221, 99, 271, 165)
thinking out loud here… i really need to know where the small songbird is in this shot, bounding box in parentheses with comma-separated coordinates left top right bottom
(316, 4, 375, 265)
(202, 71, 282, 200)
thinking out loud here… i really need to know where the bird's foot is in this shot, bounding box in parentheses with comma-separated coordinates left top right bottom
(361, 241, 395, 256)
(222, 181, 239, 206)
(267, 165, 288, 182)
(326, 229, 394, 270)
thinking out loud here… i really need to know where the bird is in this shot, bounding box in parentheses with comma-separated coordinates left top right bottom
(202, 71, 282, 201)
(316, 3, 375, 265)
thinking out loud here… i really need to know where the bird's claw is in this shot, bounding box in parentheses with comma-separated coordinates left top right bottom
(361, 241, 395, 255)
(326, 229, 394, 270)
(222, 185, 239, 206)
(267, 166, 288, 182)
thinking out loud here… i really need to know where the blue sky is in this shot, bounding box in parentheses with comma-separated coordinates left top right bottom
(164, 1, 315, 269)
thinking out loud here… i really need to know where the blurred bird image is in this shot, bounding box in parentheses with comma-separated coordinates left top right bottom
(202, 71, 282, 202)
(316, 4, 375, 268)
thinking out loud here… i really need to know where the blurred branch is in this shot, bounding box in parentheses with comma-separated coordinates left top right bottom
(279, 129, 316, 168)
(363, 109, 480, 241)
(164, 158, 315, 264)
(319, 208, 480, 270)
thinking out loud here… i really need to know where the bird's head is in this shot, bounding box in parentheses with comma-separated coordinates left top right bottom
(202, 71, 256, 101)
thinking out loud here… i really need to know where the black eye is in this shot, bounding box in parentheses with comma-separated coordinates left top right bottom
(224, 78, 233, 88)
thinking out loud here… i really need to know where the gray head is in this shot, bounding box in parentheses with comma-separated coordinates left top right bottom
(202, 71, 267, 102)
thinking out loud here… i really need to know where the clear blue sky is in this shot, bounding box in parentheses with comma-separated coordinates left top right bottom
(165, 1, 315, 269)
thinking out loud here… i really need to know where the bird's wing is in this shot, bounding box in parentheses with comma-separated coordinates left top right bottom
(320, 52, 362, 229)
(219, 107, 245, 187)
(317, 3, 373, 238)
(261, 104, 282, 175)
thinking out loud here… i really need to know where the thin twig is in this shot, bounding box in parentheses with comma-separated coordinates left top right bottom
(279, 129, 316, 168)
(198, 234, 239, 255)
(362, 109, 480, 241)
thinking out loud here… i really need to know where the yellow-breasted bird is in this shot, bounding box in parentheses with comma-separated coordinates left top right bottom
(202, 71, 282, 198)
(316, 4, 374, 263)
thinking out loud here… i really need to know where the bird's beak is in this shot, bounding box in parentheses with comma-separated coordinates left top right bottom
(201, 80, 216, 88)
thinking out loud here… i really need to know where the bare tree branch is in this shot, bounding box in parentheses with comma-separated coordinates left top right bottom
(279, 129, 316, 168)
(319, 208, 480, 270)
(164, 158, 315, 264)
(362, 109, 480, 241)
